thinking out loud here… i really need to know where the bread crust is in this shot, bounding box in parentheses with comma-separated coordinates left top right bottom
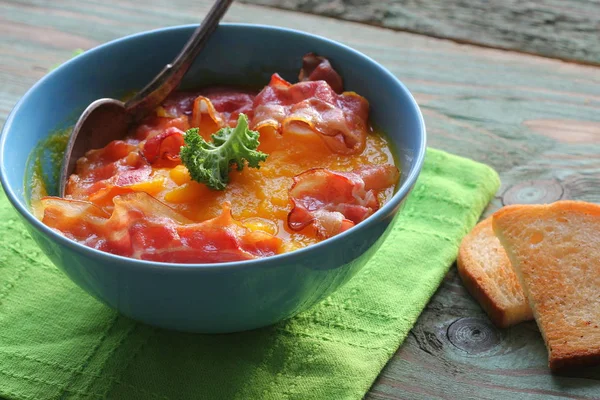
(493, 201, 600, 372)
(549, 351, 600, 372)
(492, 200, 600, 223)
(457, 217, 532, 328)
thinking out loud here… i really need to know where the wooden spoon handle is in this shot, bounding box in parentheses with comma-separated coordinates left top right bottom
(124, 0, 234, 118)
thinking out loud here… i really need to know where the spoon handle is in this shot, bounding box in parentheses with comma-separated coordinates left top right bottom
(124, 0, 234, 118)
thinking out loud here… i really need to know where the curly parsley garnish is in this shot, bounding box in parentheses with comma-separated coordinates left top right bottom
(180, 114, 268, 190)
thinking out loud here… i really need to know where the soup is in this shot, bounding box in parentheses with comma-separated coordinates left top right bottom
(33, 54, 399, 263)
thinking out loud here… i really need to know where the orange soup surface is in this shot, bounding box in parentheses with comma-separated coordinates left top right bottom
(35, 54, 399, 263)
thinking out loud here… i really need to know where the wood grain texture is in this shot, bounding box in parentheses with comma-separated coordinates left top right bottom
(240, 0, 600, 66)
(1, 1, 600, 398)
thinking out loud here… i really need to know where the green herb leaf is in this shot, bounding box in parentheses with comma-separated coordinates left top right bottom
(180, 113, 268, 190)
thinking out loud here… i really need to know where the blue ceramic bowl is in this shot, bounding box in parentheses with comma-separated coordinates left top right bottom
(0, 24, 426, 333)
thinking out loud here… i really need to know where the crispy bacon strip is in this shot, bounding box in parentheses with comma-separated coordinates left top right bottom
(287, 164, 399, 238)
(190, 91, 256, 133)
(163, 90, 255, 124)
(41, 193, 282, 263)
(114, 165, 152, 186)
(252, 74, 369, 154)
(41, 197, 111, 247)
(161, 91, 199, 117)
(133, 115, 190, 142)
(66, 140, 151, 199)
(88, 185, 136, 210)
(141, 127, 185, 164)
(299, 53, 344, 94)
(203, 89, 255, 125)
(191, 96, 225, 130)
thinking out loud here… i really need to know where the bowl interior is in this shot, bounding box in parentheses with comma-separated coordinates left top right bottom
(1, 24, 425, 262)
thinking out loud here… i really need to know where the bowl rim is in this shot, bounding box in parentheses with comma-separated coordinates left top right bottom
(0, 23, 427, 272)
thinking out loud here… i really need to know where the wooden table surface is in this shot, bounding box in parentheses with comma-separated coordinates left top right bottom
(2, 1, 600, 399)
(243, 0, 600, 66)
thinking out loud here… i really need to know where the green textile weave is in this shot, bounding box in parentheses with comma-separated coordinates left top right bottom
(0, 148, 499, 400)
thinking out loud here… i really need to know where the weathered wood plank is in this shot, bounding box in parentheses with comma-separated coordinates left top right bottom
(1, 1, 600, 398)
(241, 0, 600, 65)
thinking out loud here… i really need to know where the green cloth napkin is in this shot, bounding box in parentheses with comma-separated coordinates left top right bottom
(0, 148, 499, 400)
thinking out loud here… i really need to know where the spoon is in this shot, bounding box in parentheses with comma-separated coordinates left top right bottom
(59, 0, 234, 197)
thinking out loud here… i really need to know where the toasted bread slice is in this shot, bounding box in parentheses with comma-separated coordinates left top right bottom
(457, 217, 533, 328)
(493, 201, 600, 371)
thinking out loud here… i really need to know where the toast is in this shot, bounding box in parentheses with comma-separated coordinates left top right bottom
(493, 201, 600, 371)
(457, 217, 533, 328)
